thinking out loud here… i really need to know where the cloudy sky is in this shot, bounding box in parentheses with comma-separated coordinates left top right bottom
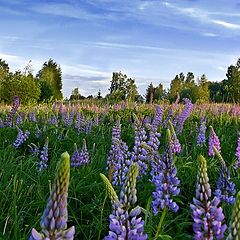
(0, 0, 240, 97)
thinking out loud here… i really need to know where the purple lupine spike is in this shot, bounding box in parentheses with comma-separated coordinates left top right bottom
(152, 105, 163, 130)
(103, 163, 147, 240)
(227, 191, 240, 240)
(29, 111, 37, 122)
(208, 126, 221, 157)
(190, 155, 227, 240)
(71, 143, 81, 167)
(151, 129, 180, 215)
(130, 116, 148, 176)
(197, 117, 207, 146)
(112, 118, 121, 139)
(15, 114, 23, 125)
(110, 138, 130, 186)
(5, 95, 20, 127)
(75, 112, 85, 133)
(13, 127, 30, 148)
(79, 139, 90, 165)
(29, 152, 75, 240)
(0, 117, 4, 128)
(29, 143, 39, 157)
(48, 115, 58, 126)
(39, 137, 49, 172)
(234, 133, 240, 169)
(169, 121, 181, 154)
(175, 98, 193, 133)
(94, 114, 99, 126)
(213, 147, 236, 205)
(85, 116, 92, 135)
(163, 108, 174, 127)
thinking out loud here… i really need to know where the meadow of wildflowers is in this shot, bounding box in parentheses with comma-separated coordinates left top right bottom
(0, 97, 240, 239)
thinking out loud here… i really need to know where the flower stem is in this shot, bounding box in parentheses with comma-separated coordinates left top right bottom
(154, 207, 167, 240)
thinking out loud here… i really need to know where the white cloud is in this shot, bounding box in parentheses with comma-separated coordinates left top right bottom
(212, 20, 240, 29)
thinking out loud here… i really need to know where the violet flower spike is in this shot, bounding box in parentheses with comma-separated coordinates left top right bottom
(227, 191, 240, 240)
(208, 126, 221, 157)
(29, 152, 75, 240)
(234, 132, 240, 169)
(197, 117, 207, 146)
(190, 155, 226, 240)
(213, 147, 236, 205)
(38, 137, 49, 172)
(151, 129, 180, 215)
(13, 127, 30, 148)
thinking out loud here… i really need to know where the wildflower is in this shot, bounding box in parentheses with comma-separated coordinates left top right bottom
(169, 121, 181, 154)
(29, 152, 75, 240)
(175, 98, 193, 133)
(197, 117, 207, 146)
(39, 138, 49, 172)
(101, 163, 147, 240)
(190, 155, 226, 240)
(208, 126, 221, 157)
(5, 95, 20, 127)
(29, 111, 37, 122)
(15, 114, 23, 125)
(151, 129, 180, 215)
(70, 143, 81, 167)
(213, 147, 235, 205)
(234, 133, 240, 169)
(227, 191, 240, 240)
(130, 116, 148, 176)
(79, 139, 90, 165)
(13, 127, 30, 148)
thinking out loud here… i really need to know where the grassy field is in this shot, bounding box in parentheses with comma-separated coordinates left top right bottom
(0, 102, 239, 239)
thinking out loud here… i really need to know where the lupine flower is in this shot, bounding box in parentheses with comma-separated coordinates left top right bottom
(29, 143, 39, 157)
(130, 116, 148, 176)
(175, 98, 193, 133)
(152, 105, 163, 130)
(190, 155, 226, 240)
(208, 126, 221, 157)
(169, 121, 181, 154)
(197, 117, 207, 146)
(48, 115, 58, 126)
(39, 138, 49, 172)
(85, 117, 92, 134)
(78, 139, 90, 165)
(101, 163, 147, 240)
(29, 152, 75, 240)
(59, 103, 63, 114)
(234, 133, 240, 169)
(70, 143, 81, 167)
(227, 191, 240, 240)
(5, 95, 20, 127)
(151, 129, 180, 215)
(213, 147, 236, 205)
(163, 108, 174, 127)
(29, 111, 37, 122)
(75, 112, 85, 133)
(94, 114, 99, 126)
(13, 127, 30, 148)
(15, 114, 23, 125)
(0, 117, 4, 128)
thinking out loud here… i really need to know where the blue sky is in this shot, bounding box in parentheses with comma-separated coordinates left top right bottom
(0, 0, 240, 97)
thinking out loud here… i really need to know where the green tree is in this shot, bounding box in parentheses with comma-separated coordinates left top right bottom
(39, 80, 54, 102)
(0, 71, 40, 104)
(196, 74, 210, 103)
(169, 73, 184, 102)
(37, 59, 63, 100)
(225, 64, 240, 102)
(145, 82, 155, 104)
(108, 72, 138, 102)
(69, 88, 85, 101)
(0, 59, 9, 80)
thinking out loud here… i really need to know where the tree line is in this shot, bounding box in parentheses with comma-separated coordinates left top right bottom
(0, 57, 240, 104)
